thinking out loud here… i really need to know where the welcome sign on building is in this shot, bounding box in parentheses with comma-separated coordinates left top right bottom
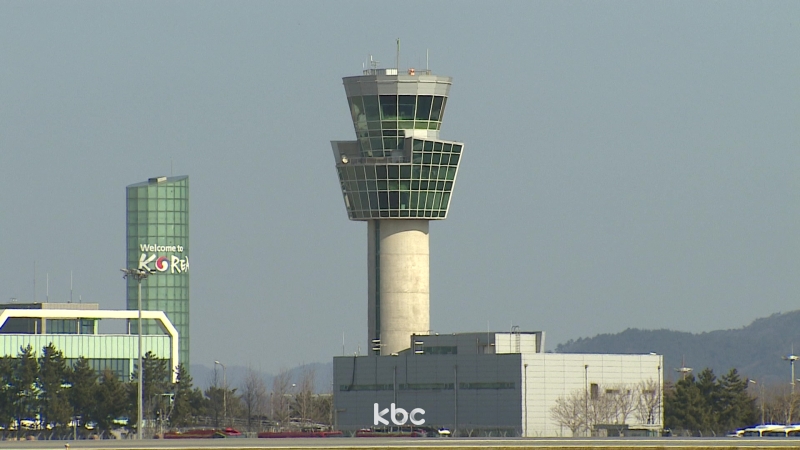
(138, 243, 189, 274)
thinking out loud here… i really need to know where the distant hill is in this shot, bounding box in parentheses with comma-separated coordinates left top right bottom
(555, 310, 800, 386)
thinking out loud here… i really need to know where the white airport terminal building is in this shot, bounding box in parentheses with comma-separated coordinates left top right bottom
(333, 331, 662, 437)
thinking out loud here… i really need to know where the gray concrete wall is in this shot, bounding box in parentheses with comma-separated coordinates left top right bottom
(367, 220, 429, 355)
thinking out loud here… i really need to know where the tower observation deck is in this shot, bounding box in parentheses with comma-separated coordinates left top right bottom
(331, 67, 464, 356)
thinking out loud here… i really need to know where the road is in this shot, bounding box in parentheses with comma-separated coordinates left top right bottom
(0, 438, 798, 450)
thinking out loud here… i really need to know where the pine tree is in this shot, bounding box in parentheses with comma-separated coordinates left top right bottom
(95, 369, 128, 434)
(68, 357, 97, 432)
(170, 363, 196, 427)
(665, 375, 710, 433)
(718, 368, 756, 431)
(0, 357, 16, 430)
(13, 345, 39, 436)
(38, 343, 72, 430)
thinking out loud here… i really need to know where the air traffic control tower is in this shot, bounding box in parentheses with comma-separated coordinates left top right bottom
(331, 66, 464, 356)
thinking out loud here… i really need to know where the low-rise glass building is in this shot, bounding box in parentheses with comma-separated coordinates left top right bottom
(0, 302, 178, 380)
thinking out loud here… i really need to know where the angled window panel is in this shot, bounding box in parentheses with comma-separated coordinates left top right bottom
(363, 96, 380, 121)
(442, 192, 451, 210)
(438, 97, 448, 122)
(399, 191, 409, 210)
(416, 95, 433, 121)
(368, 192, 378, 209)
(398, 95, 416, 120)
(430, 96, 444, 122)
(432, 192, 443, 210)
(379, 95, 398, 120)
(349, 96, 365, 123)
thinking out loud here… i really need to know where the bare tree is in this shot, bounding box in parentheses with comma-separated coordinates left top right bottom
(205, 366, 223, 428)
(270, 369, 292, 427)
(635, 380, 660, 425)
(295, 366, 316, 424)
(550, 390, 585, 436)
(605, 384, 637, 424)
(588, 390, 616, 428)
(240, 367, 267, 432)
(762, 383, 799, 425)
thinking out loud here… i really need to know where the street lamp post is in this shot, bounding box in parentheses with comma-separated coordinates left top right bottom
(783, 351, 798, 425)
(215, 360, 227, 427)
(523, 363, 528, 437)
(121, 268, 154, 440)
(657, 364, 662, 426)
(584, 364, 589, 437)
(749, 379, 764, 425)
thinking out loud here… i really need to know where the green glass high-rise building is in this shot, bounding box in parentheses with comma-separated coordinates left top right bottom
(126, 176, 190, 369)
(331, 66, 464, 356)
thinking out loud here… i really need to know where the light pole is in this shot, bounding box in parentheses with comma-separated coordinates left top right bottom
(584, 364, 589, 437)
(215, 360, 227, 427)
(749, 379, 764, 425)
(783, 351, 798, 425)
(657, 364, 662, 426)
(121, 267, 154, 440)
(523, 363, 528, 437)
(453, 364, 458, 437)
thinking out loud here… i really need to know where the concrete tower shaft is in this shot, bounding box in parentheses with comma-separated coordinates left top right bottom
(331, 67, 464, 356)
(368, 220, 429, 355)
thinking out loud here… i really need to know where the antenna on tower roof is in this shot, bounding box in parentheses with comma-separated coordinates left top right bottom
(396, 38, 400, 70)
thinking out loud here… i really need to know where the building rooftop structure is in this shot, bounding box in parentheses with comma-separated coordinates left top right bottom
(0, 302, 178, 381)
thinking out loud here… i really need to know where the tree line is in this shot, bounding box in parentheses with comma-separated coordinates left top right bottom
(550, 367, 764, 437)
(0, 344, 331, 438)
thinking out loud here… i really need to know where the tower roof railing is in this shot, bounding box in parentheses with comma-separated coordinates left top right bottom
(361, 68, 434, 76)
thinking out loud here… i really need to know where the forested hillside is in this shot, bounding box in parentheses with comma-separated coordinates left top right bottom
(555, 310, 800, 385)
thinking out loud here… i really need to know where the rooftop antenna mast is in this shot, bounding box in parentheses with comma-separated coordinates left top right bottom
(396, 38, 400, 70)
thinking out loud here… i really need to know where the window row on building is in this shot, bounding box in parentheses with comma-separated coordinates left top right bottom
(349, 95, 447, 124)
(128, 224, 188, 237)
(345, 191, 451, 219)
(339, 165, 458, 183)
(127, 200, 189, 213)
(339, 381, 515, 392)
(127, 185, 188, 200)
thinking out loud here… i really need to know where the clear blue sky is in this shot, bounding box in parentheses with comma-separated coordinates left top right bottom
(1, 1, 798, 374)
